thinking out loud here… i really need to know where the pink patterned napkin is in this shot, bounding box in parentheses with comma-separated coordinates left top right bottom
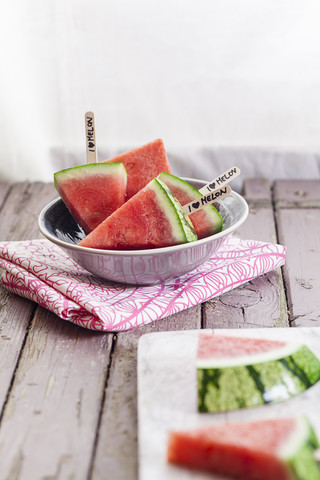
(0, 238, 285, 331)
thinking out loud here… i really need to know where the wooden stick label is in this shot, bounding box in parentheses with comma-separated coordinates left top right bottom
(85, 111, 98, 163)
(199, 166, 240, 195)
(182, 185, 232, 215)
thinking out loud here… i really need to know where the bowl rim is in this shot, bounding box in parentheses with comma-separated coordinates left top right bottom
(38, 177, 249, 257)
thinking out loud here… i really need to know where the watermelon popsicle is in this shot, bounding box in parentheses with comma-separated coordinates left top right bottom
(54, 122, 240, 248)
(54, 162, 127, 234)
(78, 177, 198, 250)
(102, 138, 171, 200)
(167, 416, 320, 480)
(197, 333, 320, 412)
(157, 172, 224, 239)
(77, 176, 233, 250)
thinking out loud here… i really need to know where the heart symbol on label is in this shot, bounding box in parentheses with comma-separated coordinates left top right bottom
(192, 202, 200, 209)
(209, 182, 215, 189)
(88, 142, 95, 148)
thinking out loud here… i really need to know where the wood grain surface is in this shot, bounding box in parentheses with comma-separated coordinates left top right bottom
(0, 183, 58, 418)
(274, 180, 320, 327)
(203, 178, 288, 330)
(0, 179, 319, 480)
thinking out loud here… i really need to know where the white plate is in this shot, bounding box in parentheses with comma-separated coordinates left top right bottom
(137, 328, 320, 479)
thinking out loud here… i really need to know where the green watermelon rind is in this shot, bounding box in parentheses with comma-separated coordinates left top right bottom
(197, 345, 320, 412)
(157, 172, 223, 234)
(281, 416, 320, 480)
(54, 162, 127, 190)
(168, 416, 320, 480)
(151, 179, 198, 244)
(54, 162, 127, 234)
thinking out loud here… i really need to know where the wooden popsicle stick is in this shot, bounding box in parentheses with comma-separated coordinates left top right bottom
(182, 185, 232, 215)
(85, 111, 98, 163)
(198, 166, 241, 195)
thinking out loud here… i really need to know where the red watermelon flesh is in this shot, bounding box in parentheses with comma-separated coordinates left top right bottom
(158, 172, 223, 239)
(77, 178, 197, 250)
(54, 162, 127, 234)
(168, 416, 320, 480)
(102, 139, 171, 200)
(198, 333, 287, 361)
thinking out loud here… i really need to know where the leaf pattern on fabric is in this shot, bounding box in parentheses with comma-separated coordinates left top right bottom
(0, 238, 285, 331)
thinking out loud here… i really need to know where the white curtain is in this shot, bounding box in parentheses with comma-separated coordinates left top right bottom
(1, 0, 320, 183)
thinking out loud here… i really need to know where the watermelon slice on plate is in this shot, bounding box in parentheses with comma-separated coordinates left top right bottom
(54, 162, 127, 234)
(78, 178, 197, 250)
(197, 333, 320, 412)
(102, 138, 171, 199)
(158, 172, 223, 239)
(168, 416, 320, 480)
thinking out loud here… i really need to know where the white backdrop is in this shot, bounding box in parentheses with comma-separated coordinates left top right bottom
(1, 0, 320, 183)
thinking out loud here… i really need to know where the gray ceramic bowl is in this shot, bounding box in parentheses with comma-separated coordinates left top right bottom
(38, 178, 249, 285)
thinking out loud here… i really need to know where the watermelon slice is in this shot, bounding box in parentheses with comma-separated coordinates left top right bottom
(102, 139, 171, 199)
(168, 416, 320, 480)
(77, 178, 197, 250)
(157, 172, 223, 239)
(54, 162, 127, 234)
(197, 333, 320, 412)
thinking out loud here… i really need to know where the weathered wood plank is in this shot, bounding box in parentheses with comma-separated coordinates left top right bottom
(0, 291, 35, 408)
(242, 178, 272, 204)
(276, 207, 320, 327)
(0, 182, 11, 209)
(203, 178, 288, 329)
(274, 180, 320, 326)
(203, 271, 287, 329)
(91, 306, 201, 480)
(239, 179, 277, 244)
(0, 181, 56, 241)
(0, 308, 113, 480)
(274, 180, 320, 208)
(0, 183, 58, 416)
(0, 181, 115, 479)
(3, 178, 318, 480)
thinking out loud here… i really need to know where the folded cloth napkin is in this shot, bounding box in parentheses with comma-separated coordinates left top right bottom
(0, 238, 285, 332)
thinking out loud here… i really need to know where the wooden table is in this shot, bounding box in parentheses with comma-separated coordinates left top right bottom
(0, 179, 319, 479)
